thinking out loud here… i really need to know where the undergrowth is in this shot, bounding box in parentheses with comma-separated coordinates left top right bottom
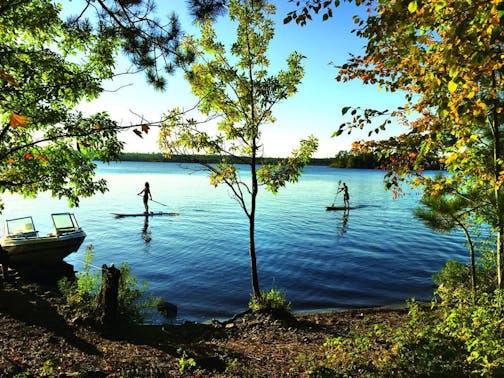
(307, 251, 504, 377)
(248, 288, 292, 314)
(58, 245, 161, 325)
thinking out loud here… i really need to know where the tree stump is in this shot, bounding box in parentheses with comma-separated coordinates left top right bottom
(95, 264, 121, 329)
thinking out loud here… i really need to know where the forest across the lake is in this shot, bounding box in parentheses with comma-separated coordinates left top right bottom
(119, 151, 382, 168)
(119, 151, 443, 170)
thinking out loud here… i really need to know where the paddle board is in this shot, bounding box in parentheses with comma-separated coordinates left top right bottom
(113, 212, 180, 218)
(325, 206, 352, 211)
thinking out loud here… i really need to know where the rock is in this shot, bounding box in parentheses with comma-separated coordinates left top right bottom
(157, 300, 177, 318)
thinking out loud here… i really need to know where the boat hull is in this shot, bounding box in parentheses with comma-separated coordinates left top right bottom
(1, 231, 86, 265)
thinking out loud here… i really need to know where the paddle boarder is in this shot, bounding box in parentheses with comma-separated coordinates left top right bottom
(338, 182, 350, 209)
(138, 182, 152, 214)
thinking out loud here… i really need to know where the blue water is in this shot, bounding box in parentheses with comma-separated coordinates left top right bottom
(2, 161, 468, 322)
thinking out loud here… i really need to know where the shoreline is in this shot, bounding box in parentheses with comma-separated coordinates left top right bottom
(0, 272, 412, 377)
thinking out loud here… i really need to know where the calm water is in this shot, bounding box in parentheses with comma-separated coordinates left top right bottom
(2, 161, 467, 322)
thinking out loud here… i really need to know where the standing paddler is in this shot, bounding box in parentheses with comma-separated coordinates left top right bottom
(138, 182, 153, 214)
(337, 182, 350, 209)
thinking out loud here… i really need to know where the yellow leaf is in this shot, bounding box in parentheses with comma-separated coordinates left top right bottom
(9, 113, 28, 128)
(445, 152, 458, 165)
(448, 80, 458, 93)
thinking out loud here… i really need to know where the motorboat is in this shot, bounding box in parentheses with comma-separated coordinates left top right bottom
(0, 213, 86, 265)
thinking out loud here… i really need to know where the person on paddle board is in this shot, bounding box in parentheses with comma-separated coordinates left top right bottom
(338, 182, 350, 209)
(138, 182, 152, 213)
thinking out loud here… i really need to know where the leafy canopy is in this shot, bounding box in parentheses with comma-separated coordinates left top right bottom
(0, 0, 193, 210)
(160, 0, 318, 200)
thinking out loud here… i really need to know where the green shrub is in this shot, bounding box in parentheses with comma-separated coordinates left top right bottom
(434, 250, 497, 297)
(433, 259, 471, 290)
(248, 288, 291, 314)
(116, 262, 162, 324)
(58, 245, 100, 318)
(309, 269, 504, 376)
(58, 245, 161, 324)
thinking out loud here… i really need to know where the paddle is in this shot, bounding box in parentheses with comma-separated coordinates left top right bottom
(151, 199, 169, 207)
(331, 180, 342, 206)
(137, 194, 169, 207)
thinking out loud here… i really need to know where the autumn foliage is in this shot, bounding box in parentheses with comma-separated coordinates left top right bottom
(287, 0, 504, 287)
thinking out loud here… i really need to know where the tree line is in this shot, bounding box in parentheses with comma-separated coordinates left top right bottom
(119, 152, 354, 168)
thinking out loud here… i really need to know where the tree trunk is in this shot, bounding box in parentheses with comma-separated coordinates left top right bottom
(461, 226, 477, 303)
(95, 264, 121, 328)
(249, 143, 260, 299)
(249, 213, 260, 298)
(497, 231, 503, 289)
(491, 71, 503, 289)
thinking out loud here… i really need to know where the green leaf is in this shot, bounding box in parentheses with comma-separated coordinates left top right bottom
(408, 1, 418, 13)
(342, 106, 351, 115)
(332, 129, 344, 137)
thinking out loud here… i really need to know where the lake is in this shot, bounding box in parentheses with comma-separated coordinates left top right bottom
(2, 161, 468, 322)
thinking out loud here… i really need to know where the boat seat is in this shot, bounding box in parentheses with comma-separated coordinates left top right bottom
(55, 227, 78, 236)
(12, 231, 38, 238)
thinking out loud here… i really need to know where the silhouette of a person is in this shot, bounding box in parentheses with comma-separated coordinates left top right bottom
(338, 182, 350, 209)
(138, 182, 152, 213)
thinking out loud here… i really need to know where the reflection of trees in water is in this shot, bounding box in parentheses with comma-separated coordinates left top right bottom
(142, 216, 152, 242)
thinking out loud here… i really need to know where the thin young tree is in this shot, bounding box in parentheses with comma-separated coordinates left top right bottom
(159, 0, 318, 299)
(414, 189, 479, 302)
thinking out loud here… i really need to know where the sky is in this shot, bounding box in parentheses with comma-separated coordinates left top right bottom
(74, 1, 407, 158)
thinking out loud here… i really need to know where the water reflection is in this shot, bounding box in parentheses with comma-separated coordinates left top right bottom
(142, 215, 152, 242)
(337, 209, 349, 235)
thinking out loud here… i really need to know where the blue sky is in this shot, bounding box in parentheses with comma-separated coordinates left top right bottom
(74, 1, 407, 158)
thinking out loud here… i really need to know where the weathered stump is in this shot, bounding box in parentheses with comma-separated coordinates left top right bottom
(95, 264, 121, 329)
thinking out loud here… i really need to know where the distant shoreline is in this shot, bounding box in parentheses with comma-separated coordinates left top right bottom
(118, 152, 338, 167)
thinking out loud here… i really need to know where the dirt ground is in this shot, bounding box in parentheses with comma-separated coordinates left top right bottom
(0, 270, 410, 377)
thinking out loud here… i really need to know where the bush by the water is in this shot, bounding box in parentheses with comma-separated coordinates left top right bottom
(58, 245, 161, 324)
(308, 253, 504, 377)
(248, 288, 292, 314)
